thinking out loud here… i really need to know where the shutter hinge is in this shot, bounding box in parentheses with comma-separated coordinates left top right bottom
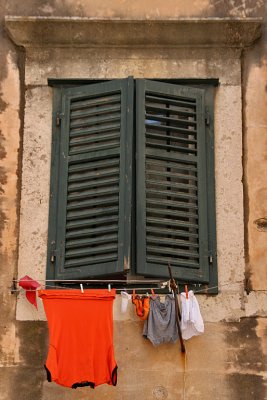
(50, 241, 56, 263)
(56, 112, 64, 127)
(208, 252, 213, 264)
(205, 108, 210, 126)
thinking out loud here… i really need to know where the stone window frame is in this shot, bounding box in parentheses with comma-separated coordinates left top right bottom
(4, 17, 261, 320)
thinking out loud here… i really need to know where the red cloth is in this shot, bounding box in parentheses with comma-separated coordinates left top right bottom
(19, 275, 41, 308)
(38, 289, 117, 389)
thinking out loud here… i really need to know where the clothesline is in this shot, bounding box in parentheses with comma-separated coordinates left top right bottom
(10, 277, 170, 294)
(9, 279, 245, 294)
(11, 279, 167, 283)
(12, 284, 167, 292)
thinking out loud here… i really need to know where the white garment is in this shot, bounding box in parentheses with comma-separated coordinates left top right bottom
(120, 291, 131, 314)
(180, 290, 204, 340)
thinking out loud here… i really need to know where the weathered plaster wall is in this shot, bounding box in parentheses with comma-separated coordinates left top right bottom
(205, 0, 267, 296)
(244, 28, 267, 291)
(0, 4, 22, 377)
(0, 1, 267, 399)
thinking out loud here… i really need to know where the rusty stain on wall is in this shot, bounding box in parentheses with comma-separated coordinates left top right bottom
(254, 217, 267, 232)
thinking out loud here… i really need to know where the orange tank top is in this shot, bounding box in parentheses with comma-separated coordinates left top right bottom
(38, 289, 117, 389)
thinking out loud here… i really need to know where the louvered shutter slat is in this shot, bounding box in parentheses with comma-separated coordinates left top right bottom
(147, 226, 199, 239)
(70, 123, 121, 138)
(146, 123, 197, 136)
(67, 196, 119, 210)
(66, 234, 118, 249)
(136, 79, 209, 282)
(65, 224, 118, 239)
(70, 94, 121, 110)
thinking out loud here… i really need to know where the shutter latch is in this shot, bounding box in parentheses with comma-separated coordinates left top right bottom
(56, 112, 64, 127)
(50, 241, 56, 263)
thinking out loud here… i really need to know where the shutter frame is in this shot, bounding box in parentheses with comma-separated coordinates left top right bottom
(47, 78, 133, 280)
(136, 79, 210, 282)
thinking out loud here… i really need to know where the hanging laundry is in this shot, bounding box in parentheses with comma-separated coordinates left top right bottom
(19, 275, 41, 309)
(38, 289, 117, 389)
(132, 290, 150, 320)
(120, 291, 131, 314)
(143, 295, 178, 346)
(180, 290, 204, 340)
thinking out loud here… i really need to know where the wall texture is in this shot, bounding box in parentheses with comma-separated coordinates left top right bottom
(0, 1, 266, 400)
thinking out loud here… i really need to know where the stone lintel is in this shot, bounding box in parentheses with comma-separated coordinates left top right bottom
(5, 17, 262, 49)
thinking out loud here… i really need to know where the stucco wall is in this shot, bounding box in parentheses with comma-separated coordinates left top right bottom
(244, 34, 267, 291)
(0, 1, 267, 400)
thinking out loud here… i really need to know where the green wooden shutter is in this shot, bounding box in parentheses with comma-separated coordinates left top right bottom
(136, 79, 209, 282)
(49, 79, 133, 279)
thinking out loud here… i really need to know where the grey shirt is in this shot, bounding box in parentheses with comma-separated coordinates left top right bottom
(143, 295, 178, 346)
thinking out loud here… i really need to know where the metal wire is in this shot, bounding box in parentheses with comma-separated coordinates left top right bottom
(9, 280, 244, 294)
(11, 278, 167, 284)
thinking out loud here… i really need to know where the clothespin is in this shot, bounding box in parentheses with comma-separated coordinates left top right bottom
(10, 278, 17, 294)
(161, 281, 168, 289)
(80, 284, 84, 293)
(185, 285, 188, 299)
(108, 284, 111, 292)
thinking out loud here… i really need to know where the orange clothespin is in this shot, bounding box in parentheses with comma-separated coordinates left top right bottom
(185, 285, 189, 299)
